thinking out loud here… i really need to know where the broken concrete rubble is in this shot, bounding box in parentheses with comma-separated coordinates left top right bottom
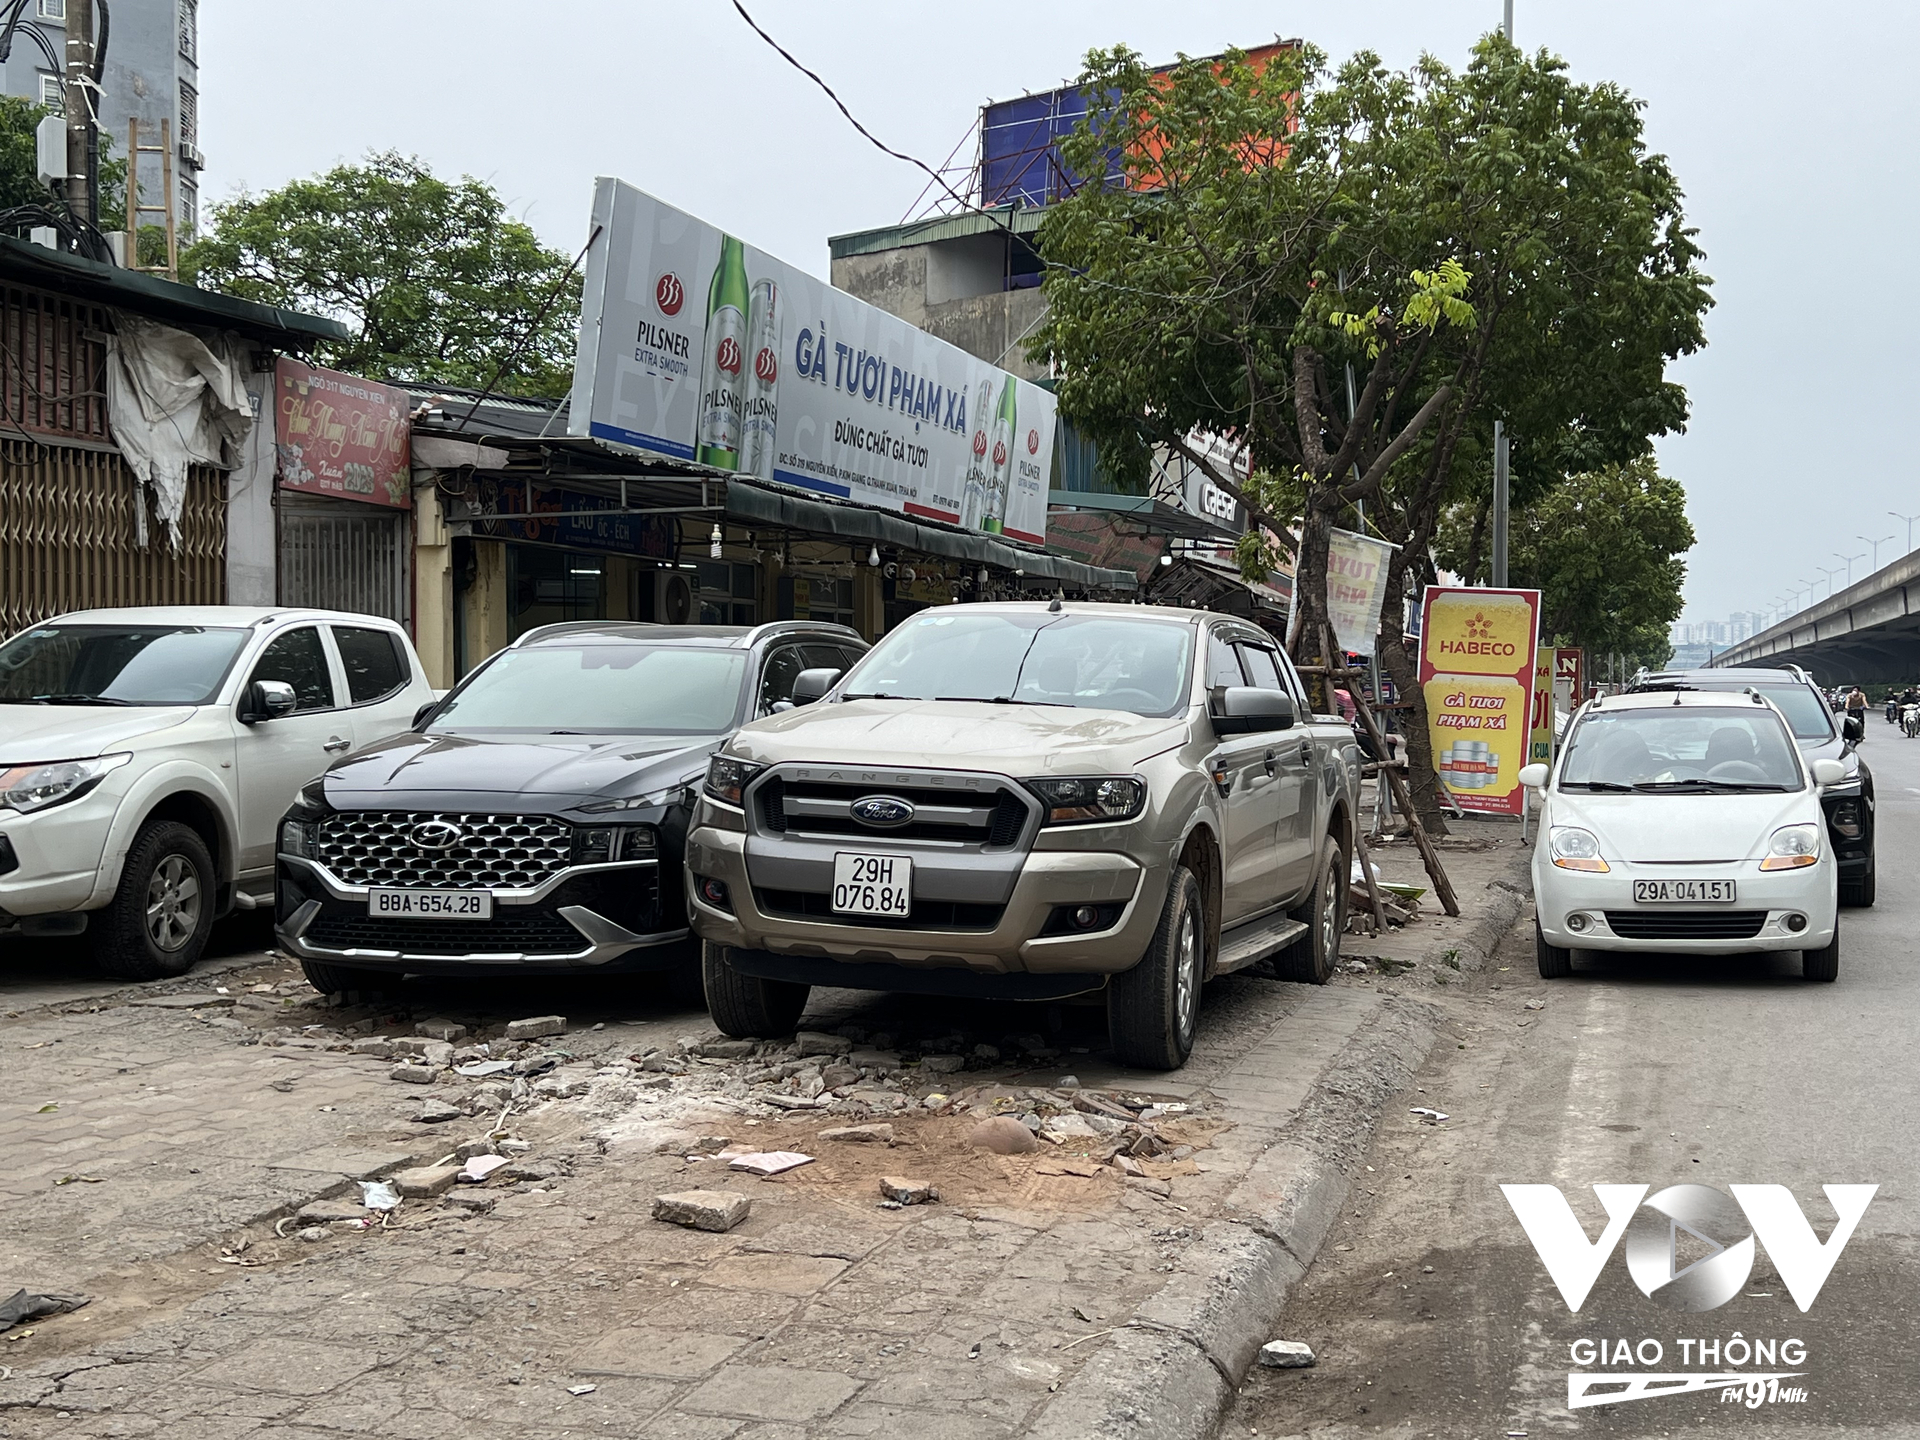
(388, 1063, 437, 1085)
(878, 1176, 938, 1205)
(1258, 1339, 1317, 1368)
(504, 1015, 566, 1040)
(818, 1123, 893, 1145)
(393, 1164, 460, 1198)
(652, 1189, 750, 1232)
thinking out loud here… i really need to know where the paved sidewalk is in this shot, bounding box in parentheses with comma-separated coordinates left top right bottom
(0, 819, 1530, 1440)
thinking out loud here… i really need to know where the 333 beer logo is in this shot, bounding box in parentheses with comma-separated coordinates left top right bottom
(754, 346, 778, 384)
(992, 438, 1007, 467)
(715, 336, 742, 376)
(1027, 429, 1040, 455)
(655, 272, 684, 316)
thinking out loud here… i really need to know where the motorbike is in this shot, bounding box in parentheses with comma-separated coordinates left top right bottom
(1889, 698, 1901, 724)
(1902, 703, 1920, 739)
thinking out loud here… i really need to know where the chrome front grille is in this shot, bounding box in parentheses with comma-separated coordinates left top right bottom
(756, 774, 1032, 848)
(314, 812, 573, 889)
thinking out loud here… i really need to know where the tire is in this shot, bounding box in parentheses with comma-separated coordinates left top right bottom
(1273, 843, 1345, 984)
(88, 821, 215, 981)
(299, 958, 392, 996)
(1802, 915, 1840, 983)
(1839, 853, 1876, 908)
(1535, 918, 1573, 979)
(1107, 865, 1206, 1071)
(702, 941, 810, 1037)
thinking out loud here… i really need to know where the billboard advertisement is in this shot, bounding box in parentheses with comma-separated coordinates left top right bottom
(1531, 647, 1557, 764)
(273, 359, 410, 509)
(1417, 586, 1542, 816)
(570, 178, 1057, 546)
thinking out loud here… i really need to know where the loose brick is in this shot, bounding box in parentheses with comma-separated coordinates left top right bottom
(505, 1015, 566, 1040)
(388, 1064, 436, 1085)
(878, 1175, 938, 1205)
(818, 1124, 893, 1145)
(393, 1164, 460, 1198)
(652, 1189, 750, 1233)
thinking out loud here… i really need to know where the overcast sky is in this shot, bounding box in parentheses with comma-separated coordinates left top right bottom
(202, 1, 1916, 627)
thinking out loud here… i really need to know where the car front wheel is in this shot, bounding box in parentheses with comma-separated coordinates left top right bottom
(89, 821, 215, 981)
(1839, 853, 1875, 908)
(1535, 918, 1572, 978)
(1275, 843, 1345, 984)
(1108, 865, 1205, 1070)
(703, 941, 811, 1037)
(1802, 916, 1840, 982)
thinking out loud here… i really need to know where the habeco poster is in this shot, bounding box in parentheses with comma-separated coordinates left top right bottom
(1417, 587, 1543, 816)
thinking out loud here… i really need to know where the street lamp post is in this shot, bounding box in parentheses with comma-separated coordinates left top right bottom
(1861, 533, 1896, 573)
(1836, 551, 1865, 588)
(1892, 511, 1920, 554)
(1817, 565, 1845, 600)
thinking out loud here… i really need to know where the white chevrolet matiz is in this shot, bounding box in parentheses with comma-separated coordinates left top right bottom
(1524, 689, 1845, 982)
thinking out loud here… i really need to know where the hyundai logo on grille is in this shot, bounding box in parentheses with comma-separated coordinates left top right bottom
(850, 795, 915, 828)
(408, 820, 465, 851)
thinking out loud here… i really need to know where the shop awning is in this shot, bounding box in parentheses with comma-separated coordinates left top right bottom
(725, 479, 1137, 592)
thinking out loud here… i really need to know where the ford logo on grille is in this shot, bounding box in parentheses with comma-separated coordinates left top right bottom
(850, 795, 915, 828)
(408, 820, 465, 851)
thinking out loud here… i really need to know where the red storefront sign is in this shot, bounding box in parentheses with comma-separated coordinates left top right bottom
(274, 358, 411, 509)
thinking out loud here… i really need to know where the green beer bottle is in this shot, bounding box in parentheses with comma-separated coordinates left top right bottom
(983, 375, 1018, 533)
(696, 236, 750, 470)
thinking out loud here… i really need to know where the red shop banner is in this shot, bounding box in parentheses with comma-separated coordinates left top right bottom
(274, 358, 411, 509)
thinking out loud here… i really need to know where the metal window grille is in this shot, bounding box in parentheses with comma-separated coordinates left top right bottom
(178, 0, 196, 61)
(177, 81, 197, 145)
(277, 504, 410, 624)
(36, 0, 63, 20)
(36, 72, 61, 114)
(1, 280, 111, 442)
(0, 441, 226, 636)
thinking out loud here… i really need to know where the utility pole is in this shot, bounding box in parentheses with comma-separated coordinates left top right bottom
(63, 0, 94, 225)
(1503, 0, 1514, 41)
(1491, 419, 1509, 587)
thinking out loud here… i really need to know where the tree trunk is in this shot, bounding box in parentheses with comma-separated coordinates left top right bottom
(1377, 539, 1450, 835)
(1287, 482, 1342, 707)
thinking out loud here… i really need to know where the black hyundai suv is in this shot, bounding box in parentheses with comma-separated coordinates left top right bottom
(274, 620, 868, 993)
(1628, 666, 1876, 905)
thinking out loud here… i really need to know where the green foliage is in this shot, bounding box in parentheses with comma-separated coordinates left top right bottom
(1507, 457, 1694, 667)
(183, 152, 580, 397)
(0, 95, 50, 210)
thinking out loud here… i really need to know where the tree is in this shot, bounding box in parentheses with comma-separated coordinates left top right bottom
(1503, 457, 1693, 671)
(1032, 38, 1711, 827)
(184, 152, 580, 397)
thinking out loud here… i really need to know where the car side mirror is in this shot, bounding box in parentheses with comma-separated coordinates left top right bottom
(1811, 758, 1847, 787)
(1210, 686, 1295, 735)
(790, 668, 842, 706)
(1842, 714, 1865, 742)
(240, 679, 297, 725)
(1518, 763, 1550, 789)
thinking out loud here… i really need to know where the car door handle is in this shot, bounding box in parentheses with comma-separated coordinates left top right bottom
(1298, 741, 1312, 765)
(1263, 749, 1278, 776)
(323, 736, 351, 752)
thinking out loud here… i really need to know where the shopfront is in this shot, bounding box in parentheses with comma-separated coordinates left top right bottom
(273, 359, 413, 624)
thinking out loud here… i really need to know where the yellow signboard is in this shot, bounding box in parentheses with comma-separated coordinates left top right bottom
(1417, 587, 1542, 816)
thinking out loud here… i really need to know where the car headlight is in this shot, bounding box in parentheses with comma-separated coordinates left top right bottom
(704, 755, 764, 808)
(1025, 776, 1148, 826)
(1761, 823, 1821, 870)
(0, 753, 132, 814)
(1549, 826, 1609, 872)
(278, 818, 315, 859)
(571, 824, 659, 865)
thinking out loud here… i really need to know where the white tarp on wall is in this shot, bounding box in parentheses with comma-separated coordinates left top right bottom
(105, 314, 251, 547)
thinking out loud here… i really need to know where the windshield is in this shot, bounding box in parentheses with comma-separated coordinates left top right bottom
(429, 645, 747, 734)
(838, 611, 1193, 717)
(1560, 706, 1804, 791)
(0, 625, 249, 706)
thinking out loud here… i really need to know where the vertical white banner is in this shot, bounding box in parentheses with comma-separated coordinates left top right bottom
(1325, 527, 1397, 656)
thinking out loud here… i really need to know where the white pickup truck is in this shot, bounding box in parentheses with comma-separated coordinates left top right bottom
(0, 606, 434, 979)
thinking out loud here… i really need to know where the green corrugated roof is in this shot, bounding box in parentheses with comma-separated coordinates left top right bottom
(829, 207, 1046, 260)
(0, 235, 351, 344)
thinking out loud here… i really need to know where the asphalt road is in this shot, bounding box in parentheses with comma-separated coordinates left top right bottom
(1230, 722, 1920, 1439)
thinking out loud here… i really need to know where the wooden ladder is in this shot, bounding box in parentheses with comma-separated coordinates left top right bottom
(124, 117, 177, 281)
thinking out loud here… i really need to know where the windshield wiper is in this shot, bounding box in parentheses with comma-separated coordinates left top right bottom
(0, 694, 136, 706)
(1560, 780, 1635, 792)
(935, 695, 1069, 706)
(1633, 779, 1789, 792)
(840, 692, 915, 700)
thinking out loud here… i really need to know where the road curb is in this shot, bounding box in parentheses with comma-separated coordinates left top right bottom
(1027, 855, 1533, 1440)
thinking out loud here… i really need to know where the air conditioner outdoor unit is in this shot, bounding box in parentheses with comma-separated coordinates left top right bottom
(654, 569, 695, 625)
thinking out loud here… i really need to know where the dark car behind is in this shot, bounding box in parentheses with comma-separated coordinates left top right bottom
(274, 620, 867, 992)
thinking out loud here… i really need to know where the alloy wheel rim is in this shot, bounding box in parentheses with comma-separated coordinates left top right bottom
(144, 853, 201, 952)
(1320, 861, 1340, 964)
(1174, 902, 1201, 1040)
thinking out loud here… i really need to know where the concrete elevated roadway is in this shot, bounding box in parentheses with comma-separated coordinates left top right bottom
(1711, 548, 1920, 682)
